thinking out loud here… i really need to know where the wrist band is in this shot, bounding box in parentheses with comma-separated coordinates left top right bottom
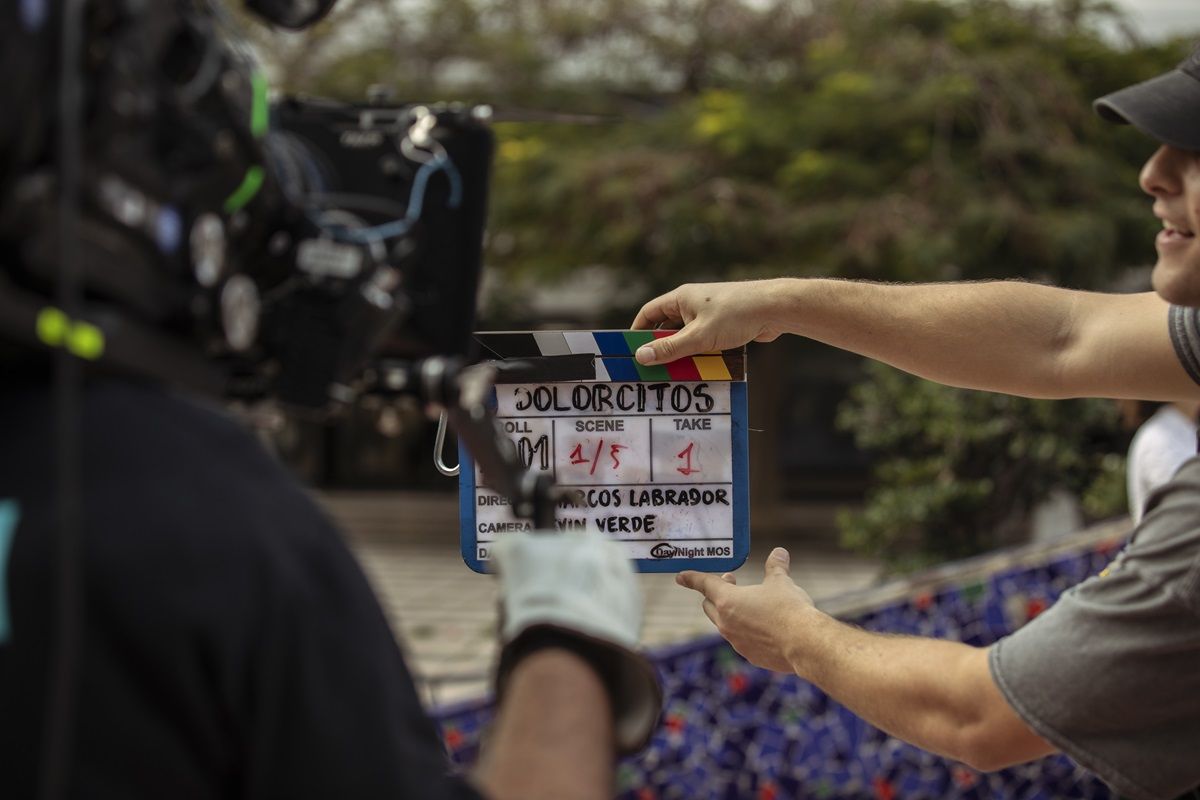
(495, 623, 661, 754)
(496, 625, 620, 706)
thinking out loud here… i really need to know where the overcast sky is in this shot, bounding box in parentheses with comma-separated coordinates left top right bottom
(1086, 0, 1196, 40)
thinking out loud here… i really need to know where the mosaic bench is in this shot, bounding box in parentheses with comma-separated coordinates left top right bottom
(433, 521, 1130, 799)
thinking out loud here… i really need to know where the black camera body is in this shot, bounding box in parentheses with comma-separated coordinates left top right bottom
(0, 0, 494, 413)
(261, 97, 493, 408)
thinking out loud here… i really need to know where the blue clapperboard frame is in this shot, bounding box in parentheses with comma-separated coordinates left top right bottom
(458, 330, 749, 574)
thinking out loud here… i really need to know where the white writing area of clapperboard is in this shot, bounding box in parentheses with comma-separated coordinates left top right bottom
(459, 330, 749, 573)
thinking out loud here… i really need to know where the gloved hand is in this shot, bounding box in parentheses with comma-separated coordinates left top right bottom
(491, 531, 662, 754)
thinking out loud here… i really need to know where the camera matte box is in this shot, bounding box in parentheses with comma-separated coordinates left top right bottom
(459, 330, 749, 574)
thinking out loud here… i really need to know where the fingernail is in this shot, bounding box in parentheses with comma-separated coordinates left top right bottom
(771, 547, 789, 564)
(635, 345, 655, 364)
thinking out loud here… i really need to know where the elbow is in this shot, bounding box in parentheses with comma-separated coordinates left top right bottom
(1020, 341, 1081, 399)
(1039, 353, 1085, 400)
(938, 644, 1056, 773)
(1034, 292, 1083, 400)
(956, 746, 1008, 774)
(951, 725, 1008, 773)
(950, 721, 1039, 773)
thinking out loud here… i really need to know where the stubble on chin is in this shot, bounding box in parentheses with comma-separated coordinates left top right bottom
(1152, 256, 1200, 307)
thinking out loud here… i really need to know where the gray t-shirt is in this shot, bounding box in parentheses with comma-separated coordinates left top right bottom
(989, 305, 1200, 800)
(1169, 304, 1200, 391)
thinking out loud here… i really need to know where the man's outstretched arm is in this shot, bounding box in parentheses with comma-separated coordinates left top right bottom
(677, 548, 1055, 772)
(632, 279, 1197, 401)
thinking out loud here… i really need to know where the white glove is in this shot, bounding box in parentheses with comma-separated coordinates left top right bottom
(491, 531, 662, 754)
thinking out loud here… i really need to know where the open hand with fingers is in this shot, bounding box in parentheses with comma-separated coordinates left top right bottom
(630, 280, 792, 366)
(675, 547, 816, 674)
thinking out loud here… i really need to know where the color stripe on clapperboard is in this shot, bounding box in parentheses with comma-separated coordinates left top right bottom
(473, 331, 745, 382)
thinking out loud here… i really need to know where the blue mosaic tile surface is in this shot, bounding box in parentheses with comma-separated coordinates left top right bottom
(434, 540, 1124, 799)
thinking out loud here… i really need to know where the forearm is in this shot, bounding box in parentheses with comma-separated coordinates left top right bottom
(679, 551, 1054, 771)
(770, 279, 1183, 399)
(474, 648, 614, 800)
(785, 609, 1029, 769)
(769, 279, 1078, 397)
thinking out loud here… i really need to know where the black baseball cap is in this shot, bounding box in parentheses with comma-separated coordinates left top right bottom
(1094, 48, 1200, 151)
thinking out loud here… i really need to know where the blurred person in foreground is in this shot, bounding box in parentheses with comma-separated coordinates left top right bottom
(0, 2, 657, 798)
(632, 52, 1200, 800)
(1118, 399, 1200, 523)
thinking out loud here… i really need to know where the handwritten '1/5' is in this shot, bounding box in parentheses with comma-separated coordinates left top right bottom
(565, 440, 702, 476)
(568, 440, 626, 475)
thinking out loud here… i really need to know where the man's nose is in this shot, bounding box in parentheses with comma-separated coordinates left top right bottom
(1140, 145, 1184, 198)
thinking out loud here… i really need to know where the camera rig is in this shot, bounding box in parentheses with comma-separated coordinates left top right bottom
(0, 0, 561, 525)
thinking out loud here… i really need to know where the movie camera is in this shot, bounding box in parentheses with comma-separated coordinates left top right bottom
(0, 0, 561, 524)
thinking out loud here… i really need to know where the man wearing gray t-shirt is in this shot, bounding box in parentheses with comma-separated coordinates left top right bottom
(631, 50, 1200, 800)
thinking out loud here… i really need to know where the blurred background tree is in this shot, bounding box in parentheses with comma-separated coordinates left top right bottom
(836, 362, 1128, 571)
(238, 0, 1185, 293)
(235, 0, 1193, 568)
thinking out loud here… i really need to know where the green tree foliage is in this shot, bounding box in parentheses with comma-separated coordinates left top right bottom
(244, 1, 1187, 293)
(492, 1, 1183, 293)
(238, 0, 1190, 290)
(836, 362, 1128, 571)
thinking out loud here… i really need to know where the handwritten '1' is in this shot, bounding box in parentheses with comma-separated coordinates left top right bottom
(676, 442, 700, 476)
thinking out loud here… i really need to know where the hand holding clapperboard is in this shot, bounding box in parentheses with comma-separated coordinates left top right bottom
(459, 330, 749, 573)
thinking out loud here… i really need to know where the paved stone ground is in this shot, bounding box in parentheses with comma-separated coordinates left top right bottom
(321, 492, 882, 708)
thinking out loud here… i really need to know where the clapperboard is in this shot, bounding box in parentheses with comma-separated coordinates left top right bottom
(459, 330, 749, 573)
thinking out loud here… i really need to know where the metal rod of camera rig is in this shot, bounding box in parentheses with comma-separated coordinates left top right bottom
(370, 357, 562, 529)
(445, 405, 559, 529)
